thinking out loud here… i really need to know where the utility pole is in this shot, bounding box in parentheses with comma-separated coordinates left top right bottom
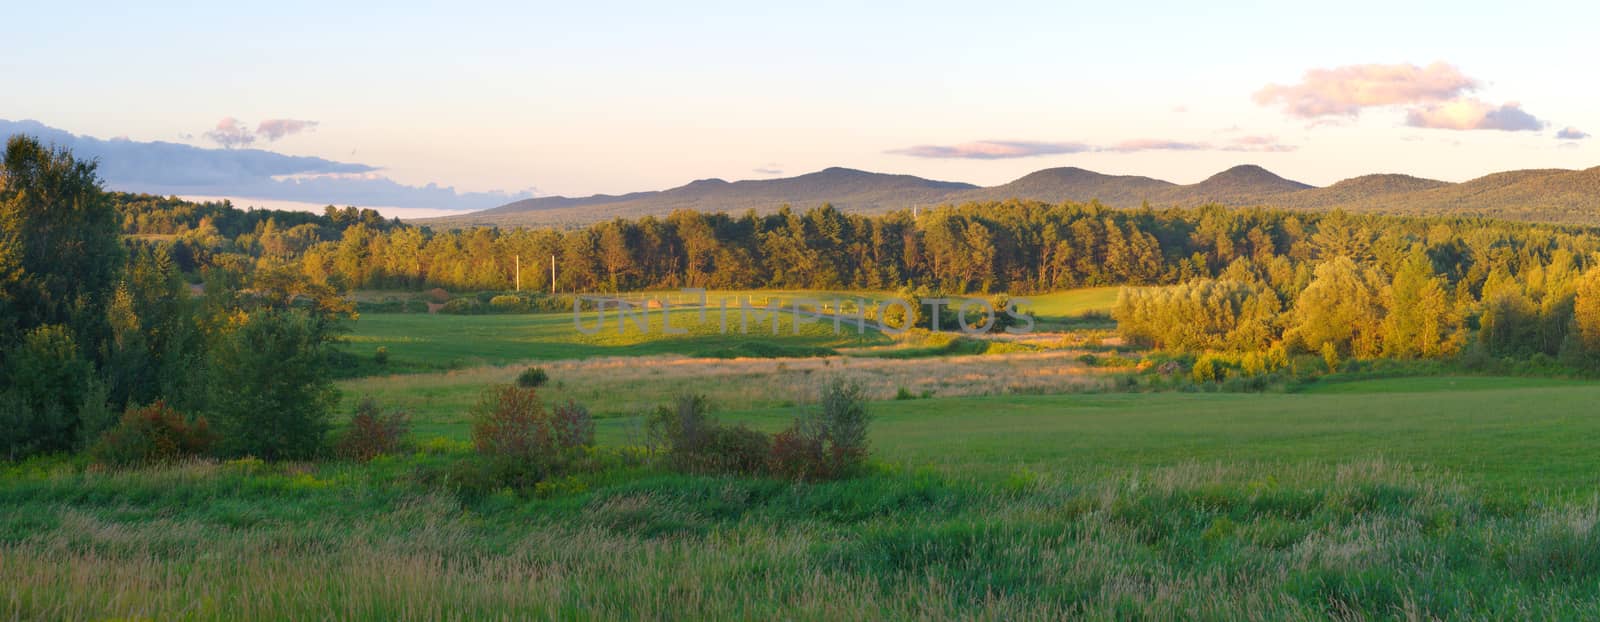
(550, 255, 556, 294)
(515, 255, 521, 292)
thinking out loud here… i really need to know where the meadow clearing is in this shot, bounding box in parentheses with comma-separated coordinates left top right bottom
(6, 288, 1600, 620)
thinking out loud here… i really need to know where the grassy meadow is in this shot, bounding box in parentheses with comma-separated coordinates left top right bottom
(7, 289, 1600, 619)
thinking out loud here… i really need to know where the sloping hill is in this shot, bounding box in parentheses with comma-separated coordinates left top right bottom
(1176, 165, 1314, 205)
(420, 164, 1600, 228)
(946, 167, 1177, 206)
(450, 167, 976, 227)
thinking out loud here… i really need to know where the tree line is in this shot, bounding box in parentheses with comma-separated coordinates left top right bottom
(2, 136, 351, 460)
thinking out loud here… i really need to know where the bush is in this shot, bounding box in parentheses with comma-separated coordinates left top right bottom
(439, 298, 480, 314)
(426, 288, 451, 304)
(206, 309, 338, 461)
(770, 378, 872, 480)
(648, 394, 771, 475)
(516, 366, 549, 388)
(89, 401, 215, 467)
(468, 386, 596, 485)
(374, 346, 390, 366)
(769, 424, 827, 480)
(335, 397, 410, 462)
(815, 377, 871, 475)
(551, 400, 595, 450)
(488, 295, 529, 313)
(0, 325, 92, 459)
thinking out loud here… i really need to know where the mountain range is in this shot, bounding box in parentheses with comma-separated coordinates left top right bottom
(419, 164, 1600, 228)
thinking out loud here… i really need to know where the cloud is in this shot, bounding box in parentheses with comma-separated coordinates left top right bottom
(1255, 62, 1552, 133)
(1254, 62, 1478, 118)
(1404, 99, 1543, 131)
(888, 140, 1093, 159)
(1102, 139, 1208, 153)
(753, 163, 783, 175)
(1557, 126, 1590, 140)
(1, 118, 532, 210)
(203, 117, 255, 148)
(890, 135, 1296, 158)
(1221, 135, 1298, 152)
(256, 119, 319, 141)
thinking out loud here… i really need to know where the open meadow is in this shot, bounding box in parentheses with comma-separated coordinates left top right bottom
(7, 293, 1600, 620)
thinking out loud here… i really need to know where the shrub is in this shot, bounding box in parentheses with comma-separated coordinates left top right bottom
(374, 346, 390, 366)
(426, 288, 451, 304)
(551, 400, 595, 450)
(769, 423, 827, 480)
(648, 394, 771, 475)
(468, 386, 596, 487)
(770, 378, 872, 480)
(489, 295, 529, 313)
(89, 401, 216, 467)
(206, 309, 338, 461)
(471, 385, 552, 463)
(335, 397, 410, 462)
(814, 377, 871, 475)
(439, 298, 480, 314)
(516, 366, 549, 388)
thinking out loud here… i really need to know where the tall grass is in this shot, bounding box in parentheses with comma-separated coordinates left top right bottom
(5, 456, 1600, 619)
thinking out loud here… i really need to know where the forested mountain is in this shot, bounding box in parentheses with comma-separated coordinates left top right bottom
(454, 168, 976, 227)
(421, 164, 1600, 228)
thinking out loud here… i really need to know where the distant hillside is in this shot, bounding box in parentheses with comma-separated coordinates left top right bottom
(451, 167, 975, 227)
(419, 164, 1600, 228)
(946, 167, 1177, 206)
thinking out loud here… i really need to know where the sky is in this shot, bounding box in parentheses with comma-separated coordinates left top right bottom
(3, 0, 1596, 213)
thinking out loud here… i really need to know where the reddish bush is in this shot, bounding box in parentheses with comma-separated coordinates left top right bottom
(551, 400, 595, 450)
(336, 397, 411, 461)
(769, 423, 828, 480)
(90, 401, 216, 467)
(471, 385, 552, 461)
(647, 394, 770, 475)
(769, 379, 872, 481)
(426, 287, 451, 304)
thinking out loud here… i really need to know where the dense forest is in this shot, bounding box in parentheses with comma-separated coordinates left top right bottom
(2, 137, 353, 460)
(110, 166, 1600, 368)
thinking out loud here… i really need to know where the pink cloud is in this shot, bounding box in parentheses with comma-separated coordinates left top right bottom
(203, 117, 255, 149)
(256, 119, 319, 141)
(889, 140, 1094, 159)
(1254, 62, 1478, 118)
(1404, 99, 1543, 131)
(1556, 126, 1590, 140)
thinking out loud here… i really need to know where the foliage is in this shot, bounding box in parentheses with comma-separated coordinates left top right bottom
(205, 309, 340, 460)
(515, 366, 549, 388)
(647, 394, 771, 475)
(468, 386, 595, 480)
(438, 298, 480, 314)
(770, 379, 872, 480)
(1113, 279, 1279, 351)
(0, 325, 95, 459)
(88, 401, 215, 467)
(334, 397, 411, 462)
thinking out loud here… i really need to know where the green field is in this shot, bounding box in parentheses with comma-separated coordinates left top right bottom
(338, 287, 1119, 374)
(9, 288, 1600, 619)
(7, 377, 1600, 618)
(341, 304, 890, 373)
